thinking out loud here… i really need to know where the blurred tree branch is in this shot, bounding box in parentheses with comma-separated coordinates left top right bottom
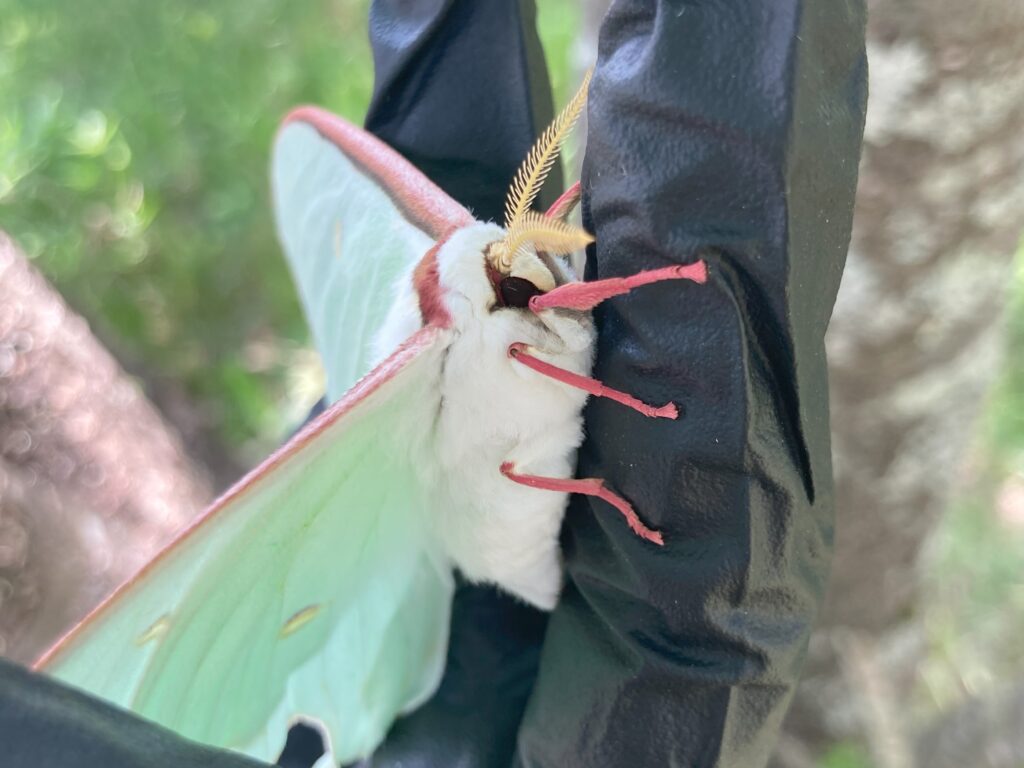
(0, 233, 211, 663)
(824, 0, 1024, 635)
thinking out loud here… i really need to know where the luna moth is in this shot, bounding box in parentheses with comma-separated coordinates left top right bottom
(34, 75, 707, 765)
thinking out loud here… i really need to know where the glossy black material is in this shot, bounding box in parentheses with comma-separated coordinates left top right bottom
(0, 657, 268, 768)
(365, 0, 560, 220)
(515, 2, 868, 765)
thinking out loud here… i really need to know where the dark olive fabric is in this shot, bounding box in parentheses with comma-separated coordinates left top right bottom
(364, 0, 562, 219)
(0, 657, 268, 768)
(516, 2, 867, 765)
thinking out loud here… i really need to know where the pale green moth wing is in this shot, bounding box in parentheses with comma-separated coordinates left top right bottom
(38, 327, 455, 764)
(37, 110, 475, 762)
(273, 107, 473, 401)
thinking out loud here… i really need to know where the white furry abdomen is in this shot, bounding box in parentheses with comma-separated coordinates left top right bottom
(433, 306, 593, 609)
(372, 224, 595, 609)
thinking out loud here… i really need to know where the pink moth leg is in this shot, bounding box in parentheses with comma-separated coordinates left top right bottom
(507, 343, 677, 419)
(502, 259, 708, 545)
(500, 462, 664, 546)
(529, 262, 707, 312)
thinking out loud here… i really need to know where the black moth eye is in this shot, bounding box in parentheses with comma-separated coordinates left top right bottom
(499, 276, 543, 308)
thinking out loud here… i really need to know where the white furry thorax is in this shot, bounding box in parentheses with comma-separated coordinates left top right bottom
(372, 222, 595, 609)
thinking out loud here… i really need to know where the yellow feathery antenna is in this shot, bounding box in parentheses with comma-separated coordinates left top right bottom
(494, 70, 593, 271)
(504, 211, 593, 261)
(503, 69, 591, 231)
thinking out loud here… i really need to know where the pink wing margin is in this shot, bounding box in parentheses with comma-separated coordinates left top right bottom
(35, 326, 445, 670)
(37, 108, 506, 668)
(39, 108, 475, 667)
(282, 106, 473, 240)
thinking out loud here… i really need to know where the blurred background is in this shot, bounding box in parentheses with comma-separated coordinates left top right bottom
(1, 1, 1022, 766)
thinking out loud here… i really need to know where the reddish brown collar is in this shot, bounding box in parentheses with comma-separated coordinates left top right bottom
(412, 232, 455, 328)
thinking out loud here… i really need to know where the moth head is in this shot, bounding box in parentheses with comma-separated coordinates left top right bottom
(486, 69, 593, 309)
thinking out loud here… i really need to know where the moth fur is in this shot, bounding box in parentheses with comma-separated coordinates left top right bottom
(369, 76, 595, 608)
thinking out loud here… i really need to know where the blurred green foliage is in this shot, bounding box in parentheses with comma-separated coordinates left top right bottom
(918, 247, 1024, 718)
(820, 743, 874, 768)
(1, 0, 371, 454)
(0, 0, 578, 458)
